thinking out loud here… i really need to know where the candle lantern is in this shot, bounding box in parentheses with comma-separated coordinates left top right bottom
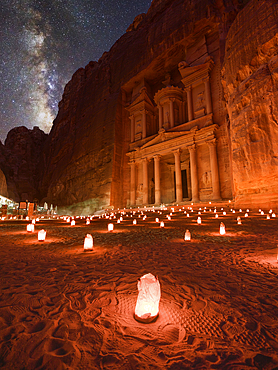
(237, 216, 242, 225)
(133, 219, 137, 225)
(71, 220, 75, 226)
(32, 219, 36, 224)
(215, 214, 218, 218)
(187, 214, 189, 218)
(27, 224, 34, 232)
(26, 216, 29, 221)
(219, 222, 225, 235)
(197, 216, 201, 224)
(86, 219, 90, 225)
(245, 213, 248, 217)
(160, 221, 164, 228)
(134, 273, 161, 323)
(84, 234, 93, 251)
(184, 229, 191, 241)
(267, 215, 270, 220)
(272, 213, 276, 218)
(38, 229, 46, 241)
(155, 218, 159, 223)
(223, 211, 226, 216)
(117, 219, 121, 224)
(261, 211, 264, 215)
(108, 223, 114, 232)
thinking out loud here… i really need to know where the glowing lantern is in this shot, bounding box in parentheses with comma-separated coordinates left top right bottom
(197, 216, 201, 224)
(261, 211, 264, 215)
(84, 234, 93, 251)
(167, 215, 171, 220)
(272, 213, 276, 218)
(108, 223, 114, 232)
(71, 220, 75, 226)
(160, 221, 164, 228)
(32, 219, 36, 224)
(27, 224, 34, 232)
(223, 211, 226, 216)
(155, 218, 159, 223)
(237, 216, 242, 225)
(187, 214, 190, 218)
(26, 216, 29, 221)
(215, 214, 218, 218)
(219, 222, 225, 235)
(66, 218, 70, 223)
(239, 209, 242, 212)
(246, 209, 249, 213)
(269, 209, 272, 213)
(232, 210, 235, 213)
(245, 213, 248, 217)
(198, 211, 201, 215)
(267, 215, 270, 220)
(86, 219, 90, 225)
(184, 229, 191, 241)
(38, 229, 46, 241)
(134, 273, 161, 323)
(133, 219, 137, 225)
(117, 219, 120, 224)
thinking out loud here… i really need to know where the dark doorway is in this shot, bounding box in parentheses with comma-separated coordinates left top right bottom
(174, 169, 189, 200)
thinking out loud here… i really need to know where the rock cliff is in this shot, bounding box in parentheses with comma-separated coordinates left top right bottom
(39, 0, 244, 213)
(222, 0, 278, 208)
(0, 126, 47, 202)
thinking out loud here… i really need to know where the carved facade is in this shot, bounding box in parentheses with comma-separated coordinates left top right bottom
(125, 57, 225, 206)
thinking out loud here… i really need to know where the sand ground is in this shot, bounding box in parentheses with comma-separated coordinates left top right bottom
(0, 204, 278, 369)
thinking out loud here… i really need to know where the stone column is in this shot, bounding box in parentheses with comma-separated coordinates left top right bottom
(142, 109, 147, 139)
(186, 86, 193, 121)
(142, 158, 149, 204)
(207, 139, 221, 200)
(174, 149, 183, 203)
(130, 115, 135, 142)
(158, 104, 163, 130)
(153, 155, 161, 205)
(169, 98, 175, 128)
(130, 161, 136, 206)
(188, 144, 199, 202)
(204, 77, 212, 115)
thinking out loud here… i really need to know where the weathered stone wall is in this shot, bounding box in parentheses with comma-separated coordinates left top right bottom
(222, 0, 278, 208)
(0, 126, 47, 202)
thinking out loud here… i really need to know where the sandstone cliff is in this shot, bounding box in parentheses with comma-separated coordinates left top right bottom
(39, 0, 245, 213)
(0, 126, 47, 202)
(222, 0, 278, 208)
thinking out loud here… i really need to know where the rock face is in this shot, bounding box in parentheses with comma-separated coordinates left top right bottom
(39, 0, 244, 213)
(222, 0, 278, 208)
(0, 126, 47, 202)
(2, 0, 278, 211)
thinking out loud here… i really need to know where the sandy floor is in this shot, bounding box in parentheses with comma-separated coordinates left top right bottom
(0, 204, 278, 369)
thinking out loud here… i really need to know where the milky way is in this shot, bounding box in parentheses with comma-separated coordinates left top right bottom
(0, 0, 151, 142)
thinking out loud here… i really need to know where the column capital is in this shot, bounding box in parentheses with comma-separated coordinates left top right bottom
(203, 76, 210, 84)
(129, 114, 134, 120)
(173, 148, 182, 157)
(169, 97, 176, 102)
(129, 160, 136, 166)
(185, 86, 192, 93)
(153, 154, 161, 161)
(187, 144, 196, 152)
(206, 138, 217, 147)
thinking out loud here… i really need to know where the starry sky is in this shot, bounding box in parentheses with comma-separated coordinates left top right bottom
(0, 0, 152, 143)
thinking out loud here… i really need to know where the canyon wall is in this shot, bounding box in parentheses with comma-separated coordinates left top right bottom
(222, 0, 278, 208)
(39, 0, 243, 213)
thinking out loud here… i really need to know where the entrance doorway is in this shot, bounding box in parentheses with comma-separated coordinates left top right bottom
(174, 169, 189, 200)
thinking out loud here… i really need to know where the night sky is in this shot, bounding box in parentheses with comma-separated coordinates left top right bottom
(0, 0, 152, 143)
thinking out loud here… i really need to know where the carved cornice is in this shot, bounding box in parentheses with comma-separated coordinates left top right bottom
(179, 57, 214, 89)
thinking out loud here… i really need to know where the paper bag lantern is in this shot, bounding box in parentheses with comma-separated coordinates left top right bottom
(38, 229, 46, 241)
(197, 216, 201, 224)
(108, 223, 114, 232)
(219, 222, 225, 235)
(134, 273, 160, 323)
(71, 220, 75, 226)
(133, 219, 137, 225)
(84, 234, 93, 251)
(237, 216, 242, 225)
(184, 229, 191, 241)
(27, 224, 34, 233)
(160, 221, 164, 228)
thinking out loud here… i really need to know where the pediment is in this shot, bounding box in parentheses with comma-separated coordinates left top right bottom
(127, 87, 155, 112)
(141, 129, 189, 149)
